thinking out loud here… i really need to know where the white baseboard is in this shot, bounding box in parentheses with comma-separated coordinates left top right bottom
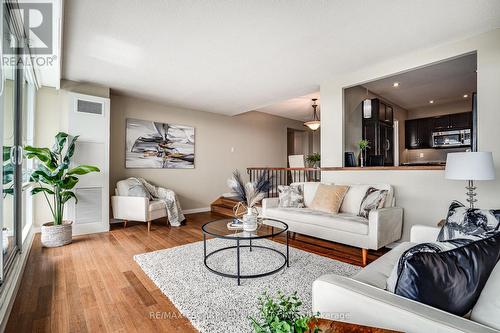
(183, 207, 211, 215)
(0, 225, 36, 332)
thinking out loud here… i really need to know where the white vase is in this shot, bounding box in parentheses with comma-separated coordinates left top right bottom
(242, 208, 258, 232)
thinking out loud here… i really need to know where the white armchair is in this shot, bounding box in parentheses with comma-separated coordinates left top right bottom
(111, 179, 168, 232)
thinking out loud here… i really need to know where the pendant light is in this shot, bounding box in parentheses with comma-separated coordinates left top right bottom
(304, 98, 321, 131)
(363, 88, 372, 119)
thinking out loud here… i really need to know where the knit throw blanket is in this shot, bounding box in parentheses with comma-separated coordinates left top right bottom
(125, 177, 185, 227)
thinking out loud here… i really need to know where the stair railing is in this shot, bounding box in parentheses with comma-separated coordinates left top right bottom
(246, 167, 321, 197)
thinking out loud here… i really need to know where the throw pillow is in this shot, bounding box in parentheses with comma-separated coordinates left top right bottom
(339, 184, 370, 214)
(123, 178, 151, 198)
(392, 232, 500, 316)
(358, 187, 388, 218)
(437, 200, 500, 241)
(386, 238, 475, 293)
(309, 184, 349, 214)
(278, 185, 305, 208)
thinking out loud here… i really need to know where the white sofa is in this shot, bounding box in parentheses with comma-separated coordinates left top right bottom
(312, 225, 500, 333)
(261, 182, 403, 265)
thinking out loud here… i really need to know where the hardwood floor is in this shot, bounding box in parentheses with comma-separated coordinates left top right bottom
(5, 212, 388, 333)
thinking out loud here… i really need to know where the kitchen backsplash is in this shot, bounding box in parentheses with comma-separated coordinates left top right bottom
(404, 147, 469, 164)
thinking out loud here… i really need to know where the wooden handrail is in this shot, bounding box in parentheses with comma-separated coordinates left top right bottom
(246, 167, 320, 171)
(248, 166, 445, 171)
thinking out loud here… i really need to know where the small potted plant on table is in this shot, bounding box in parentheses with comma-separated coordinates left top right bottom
(25, 132, 100, 247)
(357, 139, 370, 168)
(305, 153, 321, 168)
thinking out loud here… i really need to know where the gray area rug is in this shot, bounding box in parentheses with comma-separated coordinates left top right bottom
(134, 238, 360, 333)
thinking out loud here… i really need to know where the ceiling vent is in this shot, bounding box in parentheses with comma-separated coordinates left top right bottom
(76, 98, 104, 115)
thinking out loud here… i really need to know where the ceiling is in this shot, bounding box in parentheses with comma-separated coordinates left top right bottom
(254, 92, 320, 121)
(62, 1, 500, 116)
(361, 54, 477, 110)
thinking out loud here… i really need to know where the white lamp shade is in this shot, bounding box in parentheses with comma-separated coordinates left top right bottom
(363, 99, 372, 118)
(445, 152, 496, 180)
(304, 120, 320, 131)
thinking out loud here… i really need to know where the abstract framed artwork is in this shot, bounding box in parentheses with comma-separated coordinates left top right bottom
(126, 118, 195, 169)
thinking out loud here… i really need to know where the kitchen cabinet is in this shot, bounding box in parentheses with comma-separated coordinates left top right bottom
(405, 112, 472, 150)
(362, 98, 394, 166)
(432, 112, 472, 131)
(405, 119, 418, 148)
(432, 116, 450, 131)
(376, 100, 393, 124)
(405, 118, 431, 149)
(449, 112, 472, 129)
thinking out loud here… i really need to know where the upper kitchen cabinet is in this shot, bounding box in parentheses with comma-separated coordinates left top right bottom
(432, 112, 472, 131)
(372, 99, 393, 124)
(449, 112, 472, 129)
(406, 112, 472, 150)
(405, 118, 432, 149)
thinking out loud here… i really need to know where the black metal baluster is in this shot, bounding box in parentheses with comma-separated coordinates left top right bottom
(273, 170, 277, 197)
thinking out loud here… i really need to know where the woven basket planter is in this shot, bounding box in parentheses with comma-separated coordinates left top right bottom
(41, 221, 73, 247)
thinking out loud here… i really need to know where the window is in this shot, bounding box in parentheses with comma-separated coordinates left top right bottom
(0, 2, 37, 284)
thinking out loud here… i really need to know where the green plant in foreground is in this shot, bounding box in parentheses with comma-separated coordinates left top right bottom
(24, 132, 100, 225)
(250, 291, 319, 333)
(357, 139, 370, 151)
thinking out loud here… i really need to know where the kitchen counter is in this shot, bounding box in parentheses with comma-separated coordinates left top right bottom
(322, 165, 445, 171)
(400, 162, 446, 167)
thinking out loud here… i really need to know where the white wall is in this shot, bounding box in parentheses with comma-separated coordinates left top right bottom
(110, 94, 306, 211)
(33, 80, 110, 227)
(321, 29, 500, 241)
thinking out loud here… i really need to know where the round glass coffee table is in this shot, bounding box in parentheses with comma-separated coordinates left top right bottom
(202, 218, 289, 285)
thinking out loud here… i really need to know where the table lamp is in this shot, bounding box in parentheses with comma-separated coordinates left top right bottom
(445, 152, 495, 208)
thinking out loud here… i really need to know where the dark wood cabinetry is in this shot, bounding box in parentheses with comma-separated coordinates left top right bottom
(449, 112, 472, 130)
(405, 118, 432, 149)
(376, 100, 393, 124)
(432, 112, 471, 131)
(405, 112, 472, 149)
(362, 98, 394, 166)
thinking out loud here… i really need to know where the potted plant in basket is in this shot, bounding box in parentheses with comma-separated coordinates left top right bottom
(25, 132, 100, 247)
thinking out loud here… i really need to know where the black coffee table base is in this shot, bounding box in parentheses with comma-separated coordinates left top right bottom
(203, 232, 289, 286)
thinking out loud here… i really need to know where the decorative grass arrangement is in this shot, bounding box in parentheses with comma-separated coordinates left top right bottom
(227, 170, 272, 210)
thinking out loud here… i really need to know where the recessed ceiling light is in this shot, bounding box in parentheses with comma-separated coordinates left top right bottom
(463, 94, 469, 98)
(393, 82, 400, 88)
(429, 100, 434, 104)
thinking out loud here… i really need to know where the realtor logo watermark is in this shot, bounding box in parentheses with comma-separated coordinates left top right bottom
(3, 1, 55, 67)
